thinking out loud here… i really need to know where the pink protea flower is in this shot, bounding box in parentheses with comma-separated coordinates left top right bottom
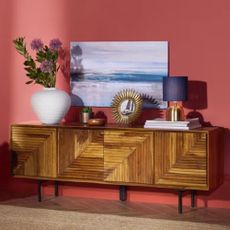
(40, 60, 53, 73)
(31, 39, 44, 51)
(49, 38, 62, 50)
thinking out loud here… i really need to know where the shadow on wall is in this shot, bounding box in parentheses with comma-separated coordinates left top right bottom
(58, 47, 71, 93)
(138, 109, 164, 125)
(199, 130, 230, 208)
(65, 106, 82, 123)
(0, 142, 38, 199)
(0, 0, 11, 161)
(183, 80, 212, 126)
(0, 143, 11, 188)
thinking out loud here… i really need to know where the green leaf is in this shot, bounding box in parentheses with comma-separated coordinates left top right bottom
(25, 80, 33, 84)
(24, 67, 32, 72)
(24, 60, 31, 66)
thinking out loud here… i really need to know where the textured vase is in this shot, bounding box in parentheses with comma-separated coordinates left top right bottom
(31, 88, 71, 124)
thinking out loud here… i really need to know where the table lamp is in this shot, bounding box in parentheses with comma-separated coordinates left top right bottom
(163, 76, 188, 121)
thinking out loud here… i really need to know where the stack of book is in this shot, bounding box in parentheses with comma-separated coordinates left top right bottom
(144, 118, 202, 130)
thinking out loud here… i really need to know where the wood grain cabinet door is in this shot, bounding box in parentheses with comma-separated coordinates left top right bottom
(154, 131, 208, 190)
(104, 130, 153, 184)
(58, 128, 104, 181)
(11, 126, 57, 178)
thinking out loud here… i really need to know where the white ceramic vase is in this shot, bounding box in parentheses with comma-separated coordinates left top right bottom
(31, 88, 71, 124)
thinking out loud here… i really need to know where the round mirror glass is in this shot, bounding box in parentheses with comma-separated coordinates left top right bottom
(120, 99, 136, 116)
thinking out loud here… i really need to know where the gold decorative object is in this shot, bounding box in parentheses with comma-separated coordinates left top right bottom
(87, 118, 106, 126)
(166, 102, 185, 121)
(111, 89, 143, 124)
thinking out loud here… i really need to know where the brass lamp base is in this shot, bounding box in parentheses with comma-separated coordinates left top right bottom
(166, 102, 185, 121)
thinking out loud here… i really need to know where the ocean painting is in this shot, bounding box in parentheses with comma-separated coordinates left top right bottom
(70, 41, 168, 108)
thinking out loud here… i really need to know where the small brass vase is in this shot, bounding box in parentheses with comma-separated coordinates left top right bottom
(81, 107, 92, 123)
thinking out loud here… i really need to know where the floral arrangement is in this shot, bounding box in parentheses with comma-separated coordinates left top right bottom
(13, 37, 62, 88)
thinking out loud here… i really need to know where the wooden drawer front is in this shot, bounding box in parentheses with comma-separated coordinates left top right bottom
(11, 126, 57, 178)
(58, 128, 104, 181)
(154, 131, 207, 189)
(104, 130, 153, 184)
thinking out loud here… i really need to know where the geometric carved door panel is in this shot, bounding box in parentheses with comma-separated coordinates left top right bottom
(104, 130, 153, 184)
(11, 124, 221, 194)
(11, 126, 57, 178)
(58, 128, 104, 181)
(154, 131, 208, 190)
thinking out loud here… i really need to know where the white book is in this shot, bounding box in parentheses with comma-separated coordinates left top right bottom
(144, 123, 202, 130)
(145, 117, 199, 124)
(145, 118, 200, 127)
(144, 122, 200, 127)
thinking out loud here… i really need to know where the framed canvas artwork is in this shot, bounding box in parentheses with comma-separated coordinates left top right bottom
(70, 41, 168, 108)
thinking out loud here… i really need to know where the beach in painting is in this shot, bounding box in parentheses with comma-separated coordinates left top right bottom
(71, 80, 165, 108)
(70, 41, 168, 108)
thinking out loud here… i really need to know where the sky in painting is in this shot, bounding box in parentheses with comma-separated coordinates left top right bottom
(70, 41, 168, 75)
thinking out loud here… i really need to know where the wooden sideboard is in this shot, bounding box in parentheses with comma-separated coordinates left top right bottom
(10, 123, 222, 213)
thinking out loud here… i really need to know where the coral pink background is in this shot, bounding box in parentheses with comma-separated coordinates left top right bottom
(1, 0, 230, 208)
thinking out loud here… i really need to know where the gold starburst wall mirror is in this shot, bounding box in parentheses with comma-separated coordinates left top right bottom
(111, 89, 143, 124)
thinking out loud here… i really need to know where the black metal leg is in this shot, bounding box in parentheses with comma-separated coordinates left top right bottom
(119, 185, 127, 201)
(191, 190, 196, 208)
(54, 181, 59, 197)
(38, 180, 42, 202)
(178, 190, 183, 214)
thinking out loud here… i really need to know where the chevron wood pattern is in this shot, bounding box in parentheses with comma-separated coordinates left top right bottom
(104, 130, 153, 184)
(11, 126, 57, 177)
(11, 124, 221, 194)
(58, 128, 104, 181)
(154, 131, 208, 189)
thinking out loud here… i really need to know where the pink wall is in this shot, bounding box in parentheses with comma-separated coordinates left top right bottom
(1, 0, 230, 208)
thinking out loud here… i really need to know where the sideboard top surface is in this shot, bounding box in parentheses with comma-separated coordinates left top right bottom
(11, 121, 218, 133)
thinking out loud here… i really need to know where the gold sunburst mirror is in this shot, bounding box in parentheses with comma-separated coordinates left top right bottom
(111, 89, 143, 124)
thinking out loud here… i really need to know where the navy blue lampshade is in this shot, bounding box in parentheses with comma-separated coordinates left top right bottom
(163, 76, 188, 101)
